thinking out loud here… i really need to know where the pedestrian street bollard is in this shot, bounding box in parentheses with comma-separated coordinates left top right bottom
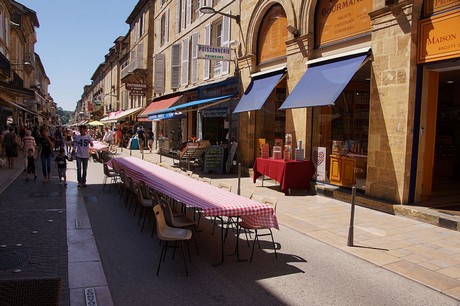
(141, 150, 144, 160)
(347, 187, 357, 247)
(159, 150, 162, 163)
(237, 163, 241, 195)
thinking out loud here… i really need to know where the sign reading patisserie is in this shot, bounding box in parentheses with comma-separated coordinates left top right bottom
(418, 9, 460, 63)
(424, 0, 460, 17)
(315, 0, 372, 47)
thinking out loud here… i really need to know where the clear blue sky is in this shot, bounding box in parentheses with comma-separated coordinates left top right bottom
(18, 0, 139, 111)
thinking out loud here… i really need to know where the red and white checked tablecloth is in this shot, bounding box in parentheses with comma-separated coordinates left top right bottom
(108, 156, 278, 229)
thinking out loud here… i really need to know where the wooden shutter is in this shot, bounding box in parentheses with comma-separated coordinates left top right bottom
(154, 54, 165, 94)
(176, 0, 180, 34)
(187, 0, 192, 26)
(157, 18, 162, 47)
(203, 24, 211, 80)
(181, 37, 190, 86)
(191, 32, 199, 83)
(181, 0, 186, 31)
(164, 9, 169, 44)
(221, 14, 230, 75)
(171, 43, 181, 89)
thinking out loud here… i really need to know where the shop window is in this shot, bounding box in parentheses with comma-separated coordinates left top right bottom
(315, 83, 370, 190)
(257, 4, 287, 65)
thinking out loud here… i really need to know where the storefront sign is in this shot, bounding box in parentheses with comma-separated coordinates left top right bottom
(313, 147, 327, 181)
(315, 0, 372, 47)
(201, 108, 227, 118)
(418, 9, 460, 63)
(129, 90, 146, 96)
(148, 112, 176, 120)
(197, 45, 231, 61)
(126, 83, 148, 91)
(424, 0, 460, 17)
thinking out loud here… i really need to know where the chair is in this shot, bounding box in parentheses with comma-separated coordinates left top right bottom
(153, 205, 192, 276)
(191, 174, 200, 180)
(124, 176, 136, 210)
(103, 163, 119, 192)
(199, 177, 212, 184)
(159, 195, 199, 255)
(238, 197, 278, 262)
(135, 182, 154, 232)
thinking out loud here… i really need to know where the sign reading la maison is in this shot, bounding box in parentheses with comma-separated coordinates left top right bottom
(197, 45, 231, 61)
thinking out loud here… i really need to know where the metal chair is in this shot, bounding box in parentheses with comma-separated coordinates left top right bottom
(153, 205, 192, 276)
(238, 197, 278, 262)
(102, 163, 119, 192)
(135, 182, 153, 232)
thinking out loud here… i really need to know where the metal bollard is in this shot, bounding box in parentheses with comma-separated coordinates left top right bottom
(237, 163, 241, 195)
(347, 187, 356, 247)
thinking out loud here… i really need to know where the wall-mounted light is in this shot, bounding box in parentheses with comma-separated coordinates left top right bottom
(200, 6, 240, 24)
(286, 25, 299, 36)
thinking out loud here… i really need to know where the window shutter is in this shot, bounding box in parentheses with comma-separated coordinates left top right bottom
(176, 0, 180, 34)
(181, 0, 186, 31)
(221, 14, 230, 75)
(181, 37, 190, 86)
(203, 24, 211, 80)
(137, 44, 144, 69)
(154, 54, 166, 94)
(171, 43, 181, 89)
(157, 18, 162, 47)
(199, 0, 204, 17)
(187, 0, 192, 26)
(165, 9, 170, 43)
(191, 32, 199, 83)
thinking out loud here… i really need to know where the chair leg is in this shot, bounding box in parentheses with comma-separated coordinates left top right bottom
(102, 176, 107, 190)
(181, 241, 189, 276)
(269, 229, 278, 258)
(156, 242, 166, 276)
(250, 230, 259, 263)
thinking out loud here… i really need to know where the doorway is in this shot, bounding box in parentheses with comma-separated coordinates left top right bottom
(422, 67, 460, 215)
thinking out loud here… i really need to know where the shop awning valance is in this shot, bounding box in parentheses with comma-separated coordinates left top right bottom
(233, 71, 285, 114)
(100, 107, 143, 123)
(148, 94, 233, 120)
(137, 95, 183, 122)
(279, 53, 368, 110)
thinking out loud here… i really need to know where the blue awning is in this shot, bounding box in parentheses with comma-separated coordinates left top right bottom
(233, 71, 285, 113)
(279, 54, 368, 109)
(148, 94, 233, 119)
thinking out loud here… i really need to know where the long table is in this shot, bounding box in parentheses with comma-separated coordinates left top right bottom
(253, 158, 315, 193)
(108, 156, 278, 263)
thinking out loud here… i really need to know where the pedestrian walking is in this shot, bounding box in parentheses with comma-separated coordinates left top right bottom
(37, 128, 54, 182)
(136, 126, 145, 153)
(102, 127, 114, 147)
(55, 148, 68, 186)
(72, 125, 93, 187)
(65, 128, 73, 155)
(25, 148, 37, 181)
(147, 128, 154, 153)
(22, 130, 36, 171)
(3, 126, 19, 168)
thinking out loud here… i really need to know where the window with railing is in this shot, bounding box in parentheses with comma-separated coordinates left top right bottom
(120, 44, 145, 79)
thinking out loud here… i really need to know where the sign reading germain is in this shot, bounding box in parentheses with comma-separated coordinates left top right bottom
(197, 44, 231, 61)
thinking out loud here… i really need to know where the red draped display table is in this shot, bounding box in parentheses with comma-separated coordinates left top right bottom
(252, 158, 315, 193)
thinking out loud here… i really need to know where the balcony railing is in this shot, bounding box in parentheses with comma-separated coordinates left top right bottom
(120, 56, 146, 79)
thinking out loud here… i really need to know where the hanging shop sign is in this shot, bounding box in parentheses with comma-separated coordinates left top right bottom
(315, 0, 372, 47)
(197, 45, 231, 61)
(417, 9, 460, 63)
(126, 83, 148, 91)
(423, 0, 460, 17)
(129, 90, 146, 97)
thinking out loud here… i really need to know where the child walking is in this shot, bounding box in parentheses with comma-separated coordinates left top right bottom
(55, 148, 68, 186)
(26, 148, 37, 181)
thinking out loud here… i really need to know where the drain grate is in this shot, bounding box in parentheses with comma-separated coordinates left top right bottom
(0, 250, 30, 271)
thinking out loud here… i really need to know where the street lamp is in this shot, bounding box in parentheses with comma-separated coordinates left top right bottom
(199, 6, 240, 24)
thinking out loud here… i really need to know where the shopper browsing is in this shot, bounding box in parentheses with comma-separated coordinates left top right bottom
(55, 148, 68, 186)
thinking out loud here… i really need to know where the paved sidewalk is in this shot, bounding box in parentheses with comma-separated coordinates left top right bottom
(0, 146, 460, 304)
